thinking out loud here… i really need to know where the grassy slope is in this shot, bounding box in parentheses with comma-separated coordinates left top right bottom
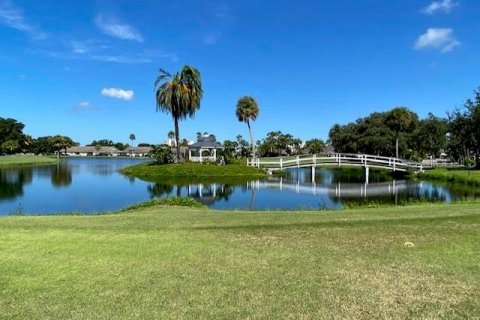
(121, 162, 266, 183)
(418, 168, 480, 186)
(0, 204, 479, 319)
(0, 155, 57, 167)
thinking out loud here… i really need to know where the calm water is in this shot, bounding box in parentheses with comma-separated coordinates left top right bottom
(0, 158, 478, 215)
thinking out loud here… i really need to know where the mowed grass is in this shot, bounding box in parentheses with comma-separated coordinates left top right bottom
(0, 204, 479, 319)
(418, 168, 480, 186)
(0, 155, 57, 167)
(121, 162, 265, 183)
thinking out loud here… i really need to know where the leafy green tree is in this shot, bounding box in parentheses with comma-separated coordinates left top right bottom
(414, 114, 448, 159)
(304, 139, 326, 154)
(0, 118, 25, 148)
(154, 66, 203, 162)
(1, 140, 20, 154)
(149, 145, 174, 164)
(236, 96, 259, 159)
(386, 107, 418, 158)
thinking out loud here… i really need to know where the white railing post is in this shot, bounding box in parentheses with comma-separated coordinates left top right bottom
(257, 158, 260, 168)
(297, 155, 300, 168)
(313, 154, 316, 166)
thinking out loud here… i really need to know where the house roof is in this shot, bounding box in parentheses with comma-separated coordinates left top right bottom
(189, 138, 223, 149)
(66, 146, 119, 153)
(122, 146, 152, 153)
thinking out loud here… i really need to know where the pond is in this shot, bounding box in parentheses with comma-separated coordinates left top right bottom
(0, 158, 478, 215)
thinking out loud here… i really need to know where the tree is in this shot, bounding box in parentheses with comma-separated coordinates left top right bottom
(50, 135, 74, 159)
(386, 107, 418, 158)
(1, 140, 20, 154)
(304, 139, 326, 154)
(0, 118, 25, 147)
(236, 96, 259, 159)
(154, 66, 203, 162)
(414, 114, 447, 159)
(129, 133, 136, 147)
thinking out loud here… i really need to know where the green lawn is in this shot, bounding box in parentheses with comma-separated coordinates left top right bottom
(418, 168, 480, 186)
(0, 155, 58, 167)
(121, 162, 266, 183)
(0, 204, 479, 319)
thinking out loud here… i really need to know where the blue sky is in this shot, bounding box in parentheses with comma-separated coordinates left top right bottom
(0, 0, 479, 145)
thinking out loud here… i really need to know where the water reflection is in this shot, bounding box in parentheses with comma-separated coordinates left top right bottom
(51, 164, 72, 188)
(0, 167, 33, 200)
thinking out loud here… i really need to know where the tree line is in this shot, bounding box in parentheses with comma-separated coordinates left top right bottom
(328, 88, 480, 166)
(0, 117, 77, 155)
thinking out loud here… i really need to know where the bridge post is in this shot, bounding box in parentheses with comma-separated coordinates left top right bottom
(338, 154, 341, 166)
(311, 166, 315, 183)
(297, 155, 300, 168)
(280, 158, 283, 171)
(365, 166, 369, 184)
(257, 158, 260, 168)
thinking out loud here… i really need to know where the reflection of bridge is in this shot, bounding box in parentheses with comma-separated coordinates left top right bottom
(247, 179, 407, 198)
(247, 153, 462, 183)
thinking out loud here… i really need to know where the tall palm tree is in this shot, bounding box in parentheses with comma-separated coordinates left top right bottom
(129, 133, 136, 146)
(236, 96, 259, 159)
(154, 66, 203, 162)
(129, 133, 136, 156)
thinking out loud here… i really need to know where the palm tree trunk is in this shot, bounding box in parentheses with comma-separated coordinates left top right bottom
(247, 120, 255, 160)
(174, 116, 181, 163)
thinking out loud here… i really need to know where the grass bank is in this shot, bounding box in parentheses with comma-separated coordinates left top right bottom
(0, 155, 58, 167)
(418, 168, 480, 186)
(0, 203, 479, 319)
(121, 162, 266, 183)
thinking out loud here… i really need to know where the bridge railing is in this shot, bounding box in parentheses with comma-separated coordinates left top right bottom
(247, 153, 427, 172)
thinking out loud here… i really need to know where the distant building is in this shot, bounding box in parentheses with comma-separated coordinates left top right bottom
(63, 146, 120, 157)
(119, 146, 152, 157)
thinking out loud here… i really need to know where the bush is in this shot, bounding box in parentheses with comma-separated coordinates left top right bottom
(149, 145, 174, 165)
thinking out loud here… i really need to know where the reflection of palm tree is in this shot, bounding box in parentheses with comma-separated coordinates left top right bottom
(51, 164, 72, 188)
(147, 183, 174, 199)
(249, 185, 256, 210)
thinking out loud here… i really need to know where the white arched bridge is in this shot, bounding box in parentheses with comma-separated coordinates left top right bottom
(247, 153, 461, 183)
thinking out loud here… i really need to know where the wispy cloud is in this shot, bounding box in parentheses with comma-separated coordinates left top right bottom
(71, 101, 95, 112)
(101, 88, 134, 101)
(422, 0, 458, 15)
(203, 34, 218, 45)
(414, 28, 460, 52)
(0, 0, 46, 39)
(35, 41, 177, 64)
(95, 15, 143, 42)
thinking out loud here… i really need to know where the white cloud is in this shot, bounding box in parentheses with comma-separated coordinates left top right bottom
(0, 0, 46, 39)
(422, 0, 458, 15)
(414, 28, 460, 53)
(101, 88, 134, 101)
(95, 15, 143, 42)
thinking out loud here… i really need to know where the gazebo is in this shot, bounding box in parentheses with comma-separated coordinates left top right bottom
(188, 137, 223, 163)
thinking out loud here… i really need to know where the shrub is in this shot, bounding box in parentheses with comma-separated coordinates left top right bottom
(149, 144, 174, 164)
